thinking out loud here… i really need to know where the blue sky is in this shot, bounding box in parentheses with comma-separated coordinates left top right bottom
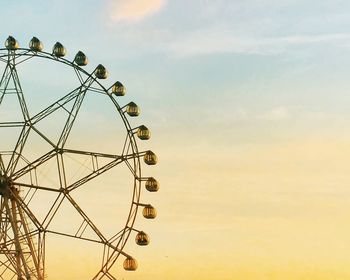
(5, 0, 350, 121)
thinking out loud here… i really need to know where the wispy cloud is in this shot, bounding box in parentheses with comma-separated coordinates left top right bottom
(109, 0, 166, 22)
(168, 28, 350, 56)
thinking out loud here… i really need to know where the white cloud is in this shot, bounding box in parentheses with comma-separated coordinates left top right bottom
(109, 0, 166, 22)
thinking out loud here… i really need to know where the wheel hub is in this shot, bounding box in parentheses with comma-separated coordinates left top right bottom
(0, 175, 12, 196)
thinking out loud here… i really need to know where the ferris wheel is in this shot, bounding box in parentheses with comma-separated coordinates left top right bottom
(0, 36, 159, 280)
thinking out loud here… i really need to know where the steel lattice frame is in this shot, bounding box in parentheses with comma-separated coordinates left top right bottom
(0, 43, 156, 280)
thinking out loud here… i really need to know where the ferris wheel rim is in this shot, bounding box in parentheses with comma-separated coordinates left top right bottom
(0, 41, 154, 279)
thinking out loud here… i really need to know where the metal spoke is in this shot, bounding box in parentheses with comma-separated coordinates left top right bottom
(11, 149, 57, 181)
(8, 63, 30, 121)
(45, 230, 111, 247)
(30, 125, 56, 148)
(12, 182, 62, 193)
(0, 59, 32, 177)
(30, 87, 82, 125)
(66, 156, 125, 192)
(64, 193, 107, 243)
(62, 148, 121, 159)
(0, 155, 5, 175)
(0, 121, 25, 128)
(41, 192, 65, 230)
(57, 78, 95, 148)
(6, 124, 31, 176)
(0, 65, 12, 106)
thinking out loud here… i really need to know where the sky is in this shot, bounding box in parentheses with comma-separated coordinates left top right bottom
(2, 0, 350, 279)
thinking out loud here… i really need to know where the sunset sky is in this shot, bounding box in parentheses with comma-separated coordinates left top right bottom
(3, 0, 350, 279)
